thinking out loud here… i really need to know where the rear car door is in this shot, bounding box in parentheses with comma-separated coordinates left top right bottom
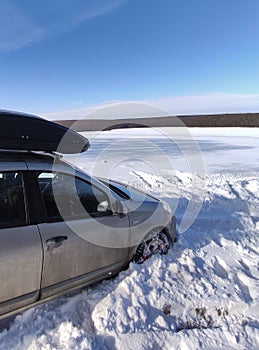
(34, 169, 130, 299)
(0, 162, 43, 316)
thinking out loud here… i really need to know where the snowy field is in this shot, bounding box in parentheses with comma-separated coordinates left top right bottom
(0, 128, 258, 349)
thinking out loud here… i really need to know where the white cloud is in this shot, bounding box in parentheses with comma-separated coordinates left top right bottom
(0, 0, 45, 52)
(149, 93, 259, 115)
(0, 0, 126, 52)
(41, 93, 259, 120)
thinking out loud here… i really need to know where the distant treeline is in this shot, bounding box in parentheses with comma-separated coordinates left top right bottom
(56, 113, 259, 131)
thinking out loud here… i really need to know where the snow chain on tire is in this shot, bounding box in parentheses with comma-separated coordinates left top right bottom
(133, 231, 170, 264)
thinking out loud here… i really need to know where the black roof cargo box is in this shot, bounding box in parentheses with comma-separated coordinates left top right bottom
(0, 110, 89, 154)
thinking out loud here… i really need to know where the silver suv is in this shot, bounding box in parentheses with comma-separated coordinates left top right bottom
(0, 111, 176, 320)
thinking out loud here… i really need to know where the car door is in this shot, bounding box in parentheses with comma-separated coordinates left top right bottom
(0, 165, 43, 316)
(35, 170, 130, 299)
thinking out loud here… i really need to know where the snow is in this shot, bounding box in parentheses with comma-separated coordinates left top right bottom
(0, 128, 258, 349)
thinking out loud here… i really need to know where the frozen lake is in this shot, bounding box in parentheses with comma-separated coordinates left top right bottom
(65, 127, 259, 179)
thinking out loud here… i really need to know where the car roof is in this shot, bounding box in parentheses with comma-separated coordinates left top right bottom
(0, 150, 55, 163)
(0, 150, 87, 176)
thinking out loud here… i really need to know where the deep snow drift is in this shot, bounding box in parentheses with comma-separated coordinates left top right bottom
(0, 128, 258, 350)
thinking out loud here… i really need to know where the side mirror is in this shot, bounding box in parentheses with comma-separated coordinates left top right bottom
(97, 200, 109, 212)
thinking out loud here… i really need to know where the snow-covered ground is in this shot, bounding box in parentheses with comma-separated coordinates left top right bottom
(0, 128, 258, 349)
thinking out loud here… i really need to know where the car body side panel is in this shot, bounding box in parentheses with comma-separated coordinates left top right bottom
(40, 260, 127, 299)
(126, 200, 174, 249)
(38, 216, 131, 299)
(0, 226, 43, 316)
(25, 161, 132, 299)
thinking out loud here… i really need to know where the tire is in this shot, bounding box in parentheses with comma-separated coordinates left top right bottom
(133, 231, 170, 264)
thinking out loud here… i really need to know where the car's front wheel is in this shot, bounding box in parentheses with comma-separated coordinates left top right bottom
(133, 230, 170, 264)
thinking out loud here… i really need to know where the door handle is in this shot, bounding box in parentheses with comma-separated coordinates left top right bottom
(46, 236, 67, 248)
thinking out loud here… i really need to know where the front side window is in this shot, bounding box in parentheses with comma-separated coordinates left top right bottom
(0, 171, 26, 228)
(38, 172, 111, 221)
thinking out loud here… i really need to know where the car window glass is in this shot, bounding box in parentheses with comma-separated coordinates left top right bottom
(0, 171, 26, 228)
(38, 172, 111, 221)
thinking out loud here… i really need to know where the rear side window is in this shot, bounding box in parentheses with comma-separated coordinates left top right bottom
(0, 171, 26, 228)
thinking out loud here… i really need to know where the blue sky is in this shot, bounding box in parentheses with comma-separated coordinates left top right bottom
(0, 0, 259, 118)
